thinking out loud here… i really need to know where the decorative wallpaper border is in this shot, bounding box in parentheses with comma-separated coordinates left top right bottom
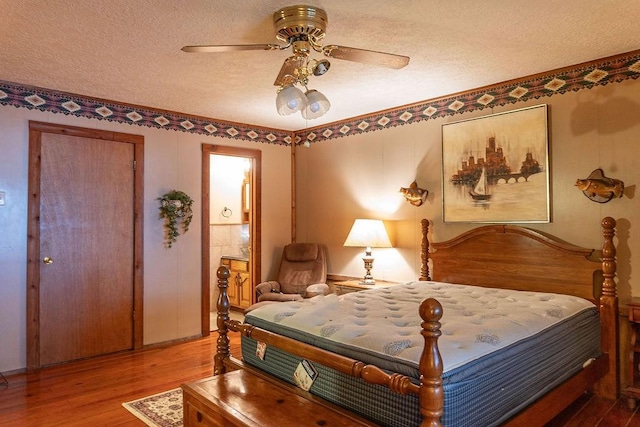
(0, 82, 294, 146)
(2, 50, 639, 146)
(296, 50, 640, 145)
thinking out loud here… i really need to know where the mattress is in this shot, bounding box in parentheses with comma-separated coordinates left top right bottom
(242, 282, 601, 427)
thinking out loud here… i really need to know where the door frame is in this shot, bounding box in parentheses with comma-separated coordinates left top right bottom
(26, 121, 145, 370)
(201, 144, 261, 335)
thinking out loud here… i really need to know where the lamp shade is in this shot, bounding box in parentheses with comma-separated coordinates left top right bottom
(343, 219, 392, 248)
(276, 85, 307, 115)
(301, 89, 330, 119)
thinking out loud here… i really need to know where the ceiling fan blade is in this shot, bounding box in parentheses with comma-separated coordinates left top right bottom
(181, 44, 281, 53)
(273, 56, 305, 86)
(322, 45, 409, 69)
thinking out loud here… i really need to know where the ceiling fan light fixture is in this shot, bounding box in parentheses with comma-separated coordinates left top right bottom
(182, 5, 410, 121)
(276, 85, 307, 115)
(302, 89, 330, 119)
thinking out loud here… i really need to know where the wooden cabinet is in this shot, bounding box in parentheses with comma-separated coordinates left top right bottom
(334, 279, 400, 295)
(220, 257, 252, 309)
(627, 299, 640, 408)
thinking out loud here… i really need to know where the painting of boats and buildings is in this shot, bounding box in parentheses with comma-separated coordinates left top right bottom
(441, 104, 549, 223)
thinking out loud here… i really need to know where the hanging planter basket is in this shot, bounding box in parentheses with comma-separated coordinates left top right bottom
(158, 190, 194, 248)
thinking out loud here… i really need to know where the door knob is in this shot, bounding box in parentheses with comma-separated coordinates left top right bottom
(43, 256, 54, 265)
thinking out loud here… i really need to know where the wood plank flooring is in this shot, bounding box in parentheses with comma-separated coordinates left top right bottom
(0, 331, 638, 426)
(0, 333, 238, 426)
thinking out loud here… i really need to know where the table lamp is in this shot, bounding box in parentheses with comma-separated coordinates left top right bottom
(343, 219, 392, 285)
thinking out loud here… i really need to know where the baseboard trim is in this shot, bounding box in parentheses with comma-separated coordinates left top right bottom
(142, 334, 203, 350)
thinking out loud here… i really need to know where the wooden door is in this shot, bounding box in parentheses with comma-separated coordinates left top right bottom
(27, 122, 144, 369)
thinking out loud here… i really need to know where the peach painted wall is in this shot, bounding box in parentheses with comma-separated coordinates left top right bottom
(295, 78, 640, 305)
(0, 105, 292, 372)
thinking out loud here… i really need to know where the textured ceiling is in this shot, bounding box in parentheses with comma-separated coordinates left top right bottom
(2, 0, 640, 131)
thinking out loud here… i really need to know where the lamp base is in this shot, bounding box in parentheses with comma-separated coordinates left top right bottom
(361, 249, 375, 285)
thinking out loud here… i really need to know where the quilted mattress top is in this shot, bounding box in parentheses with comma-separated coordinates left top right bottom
(245, 282, 596, 373)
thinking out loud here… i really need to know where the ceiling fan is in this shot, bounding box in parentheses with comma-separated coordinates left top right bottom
(182, 5, 410, 118)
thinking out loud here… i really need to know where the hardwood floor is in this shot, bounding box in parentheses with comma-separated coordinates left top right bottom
(0, 331, 638, 426)
(545, 392, 640, 427)
(0, 333, 239, 426)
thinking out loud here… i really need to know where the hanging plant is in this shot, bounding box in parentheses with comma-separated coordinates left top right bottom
(158, 190, 194, 248)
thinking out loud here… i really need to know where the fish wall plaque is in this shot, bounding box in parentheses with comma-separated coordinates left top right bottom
(400, 181, 428, 206)
(575, 168, 624, 203)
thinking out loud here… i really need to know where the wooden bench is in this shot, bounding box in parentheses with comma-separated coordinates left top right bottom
(181, 369, 376, 426)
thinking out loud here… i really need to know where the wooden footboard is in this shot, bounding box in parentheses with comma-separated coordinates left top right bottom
(215, 265, 444, 392)
(214, 217, 618, 427)
(215, 268, 445, 426)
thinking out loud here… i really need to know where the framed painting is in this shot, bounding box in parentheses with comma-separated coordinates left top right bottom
(441, 104, 549, 223)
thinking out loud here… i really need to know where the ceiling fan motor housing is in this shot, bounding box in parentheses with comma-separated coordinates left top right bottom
(273, 5, 328, 44)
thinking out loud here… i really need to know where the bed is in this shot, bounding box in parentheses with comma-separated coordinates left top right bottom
(213, 217, 619, 426)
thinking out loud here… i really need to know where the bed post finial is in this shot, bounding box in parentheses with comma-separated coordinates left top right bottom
(419, 298, 443, 427)
(420, 219, 431, 281)
(214, 266, 231, 375)
(597, 216, 619, 399)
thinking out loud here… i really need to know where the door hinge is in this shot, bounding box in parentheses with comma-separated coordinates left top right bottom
(133, 160, 137, 171)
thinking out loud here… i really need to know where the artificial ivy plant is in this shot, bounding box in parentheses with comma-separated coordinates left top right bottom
(158, 190, 194, 248)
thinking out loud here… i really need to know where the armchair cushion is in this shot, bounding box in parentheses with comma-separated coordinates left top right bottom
(278, 243, 327, 295)
(283, 243, 319, 262)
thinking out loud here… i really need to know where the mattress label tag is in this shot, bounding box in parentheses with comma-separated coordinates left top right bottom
(256, 341, 267, 360)
(293, 359, 318, 391)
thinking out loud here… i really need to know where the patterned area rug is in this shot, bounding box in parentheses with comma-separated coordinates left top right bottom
(122, 388, 183, 427)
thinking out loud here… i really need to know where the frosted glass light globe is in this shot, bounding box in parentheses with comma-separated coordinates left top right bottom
(301, 90, 330, 119)
(276, 85, 307, 116)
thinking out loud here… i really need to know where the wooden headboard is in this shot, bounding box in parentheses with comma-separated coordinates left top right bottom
(420, 219, 614, 304)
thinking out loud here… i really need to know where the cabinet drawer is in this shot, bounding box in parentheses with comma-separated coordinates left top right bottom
(230, 259, 248, 272)
(630, 306, 640, 323)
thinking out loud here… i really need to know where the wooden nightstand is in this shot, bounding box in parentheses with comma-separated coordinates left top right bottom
(333, 279, 400, 295)
(626, 299, 640, 409)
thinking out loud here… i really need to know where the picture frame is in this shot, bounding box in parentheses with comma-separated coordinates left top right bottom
(441, 104, 549, 223)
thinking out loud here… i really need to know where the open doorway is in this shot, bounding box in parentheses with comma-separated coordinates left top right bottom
(201, 144, 261, 335)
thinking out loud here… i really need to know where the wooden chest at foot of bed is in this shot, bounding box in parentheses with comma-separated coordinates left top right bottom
(181, 370, 376, 427)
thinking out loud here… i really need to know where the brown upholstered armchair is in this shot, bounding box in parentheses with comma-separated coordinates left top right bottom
(255, 243, 329, 302)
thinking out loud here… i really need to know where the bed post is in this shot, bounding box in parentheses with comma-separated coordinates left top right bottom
(420, 219, 431, 281)
(597, 216, 619, 399)
(214, 266, 231, 375)
(419, 298, 444, 427)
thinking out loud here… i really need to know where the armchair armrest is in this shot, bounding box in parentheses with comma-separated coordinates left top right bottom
(306, 283, 329, 298)
(256, 281, 281, 298)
